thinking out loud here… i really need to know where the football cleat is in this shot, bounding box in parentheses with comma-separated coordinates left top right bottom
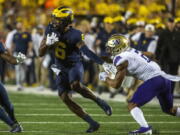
(129, 126, 152, 135)
(10, 123, 23, 133)
(96, 98, 112, 116)
(86, 122, 100, 133)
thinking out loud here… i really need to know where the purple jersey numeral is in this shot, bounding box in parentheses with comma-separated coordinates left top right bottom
(134, 50, 151, 63)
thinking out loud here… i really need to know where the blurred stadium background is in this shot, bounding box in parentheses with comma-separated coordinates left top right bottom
(0, 0, 180, 134)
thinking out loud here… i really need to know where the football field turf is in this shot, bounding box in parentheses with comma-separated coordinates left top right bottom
(0, 91, 180, 135)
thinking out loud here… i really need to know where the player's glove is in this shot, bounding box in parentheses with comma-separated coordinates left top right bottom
(51, 64, 61, 75)
(16, 52, 26, 64)
(99, 72, 108, 81)
(102, 62, 117, 75)
(46, 32, 59, 46)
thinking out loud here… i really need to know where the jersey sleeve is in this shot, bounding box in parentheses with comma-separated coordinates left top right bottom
(73, 30, 84, 45)
(45, 24, 52, 36)
(0, 42, 6, 53)
(113, 55, 126, 66)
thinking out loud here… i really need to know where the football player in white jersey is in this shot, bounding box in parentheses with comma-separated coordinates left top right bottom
(99, 34, 180, 135)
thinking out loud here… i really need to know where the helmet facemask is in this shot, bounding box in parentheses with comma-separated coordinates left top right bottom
(51, 16, 71, 31)
(51, 6, 74, 31)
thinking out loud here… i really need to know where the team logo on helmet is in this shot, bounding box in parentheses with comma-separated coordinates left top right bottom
(106, 34, 129, 56)
(51, 6, 74, 30)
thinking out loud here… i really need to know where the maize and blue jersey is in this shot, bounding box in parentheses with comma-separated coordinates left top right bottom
(45, 24, 83, 68)
(45, 24, 85, 95)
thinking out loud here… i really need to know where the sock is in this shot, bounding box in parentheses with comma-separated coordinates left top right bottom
(176, 107, 180, 117)
(5, 104, 17, 123)
(130, 107, 149, 128)
(83, 114, 97, 125)
(0, 108, 14, 127)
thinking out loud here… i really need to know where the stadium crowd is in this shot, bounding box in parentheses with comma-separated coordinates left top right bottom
(0, 0, 180, 98)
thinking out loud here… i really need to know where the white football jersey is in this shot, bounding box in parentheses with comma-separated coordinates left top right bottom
(113, 48, 161, 81)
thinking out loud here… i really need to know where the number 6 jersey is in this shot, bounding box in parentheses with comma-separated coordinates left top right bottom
(45, 24, 84, 67)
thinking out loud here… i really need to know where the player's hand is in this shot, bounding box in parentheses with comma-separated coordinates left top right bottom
(46, 32, 59, 46)
(51, 64, 61, 75)
(16, 52, 26, 64)
(102, 62, 117, 75)
(99, 72, 108, 81)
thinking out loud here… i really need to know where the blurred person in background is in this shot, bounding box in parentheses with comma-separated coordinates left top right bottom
(156, 18, 180, 94)
(12, 22, 33, 90)
(130, 24, 157, 54)
(175, 17, 180, 31)
(78, 20, 97, 89)
(32, 25, 45, 90)
(113, 15, 127, 34)
(95, 17, 116, 56)
(5, 24, 17, 54)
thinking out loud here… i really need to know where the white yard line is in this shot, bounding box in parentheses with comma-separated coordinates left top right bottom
(15, 108, 162, 111)
(0, 121, 177, 124)
(16, 113, 170, 117)
(0, 130, 180, 134)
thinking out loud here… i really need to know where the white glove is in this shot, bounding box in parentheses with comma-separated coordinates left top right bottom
(51, 64, 61, 75)
(16, 52, 26, 64)
(102, 62, 117, 75)
(99, 72, 108, 81)
(46, 32, 59, 46)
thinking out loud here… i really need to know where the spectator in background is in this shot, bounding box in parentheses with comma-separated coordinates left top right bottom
(156, 18, 180, 93)
(78, 20, 97, 88)
(95, 17, 116, 56)
(32, 25, 45, 90)
(12, 22, 33, 90)
(5, 25, 17, 54)
(175, 18, 180, 31)
(131, 24, 157, 54)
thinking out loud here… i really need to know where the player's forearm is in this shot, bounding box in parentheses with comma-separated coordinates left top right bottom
(101, 56, 113, 63)
(27, 42, 34, 56)
(0, 52, 17, 65)
(142, 52, 155, 60)
(106, 70, 126, 89)
(106, 77, 123, 89)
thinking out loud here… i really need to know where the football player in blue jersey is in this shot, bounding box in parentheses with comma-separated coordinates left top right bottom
(0, 41, 26, 132)
(39, 6, 113, 133)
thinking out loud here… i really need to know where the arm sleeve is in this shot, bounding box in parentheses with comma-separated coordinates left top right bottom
(130, 32, 141, 42)
(147, 40, 157, 54)
(80, 45, 104, 65)
(5, 32, 14, 49)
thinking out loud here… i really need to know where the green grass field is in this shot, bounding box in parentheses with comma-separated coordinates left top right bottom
(0, 91, 180, 135)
